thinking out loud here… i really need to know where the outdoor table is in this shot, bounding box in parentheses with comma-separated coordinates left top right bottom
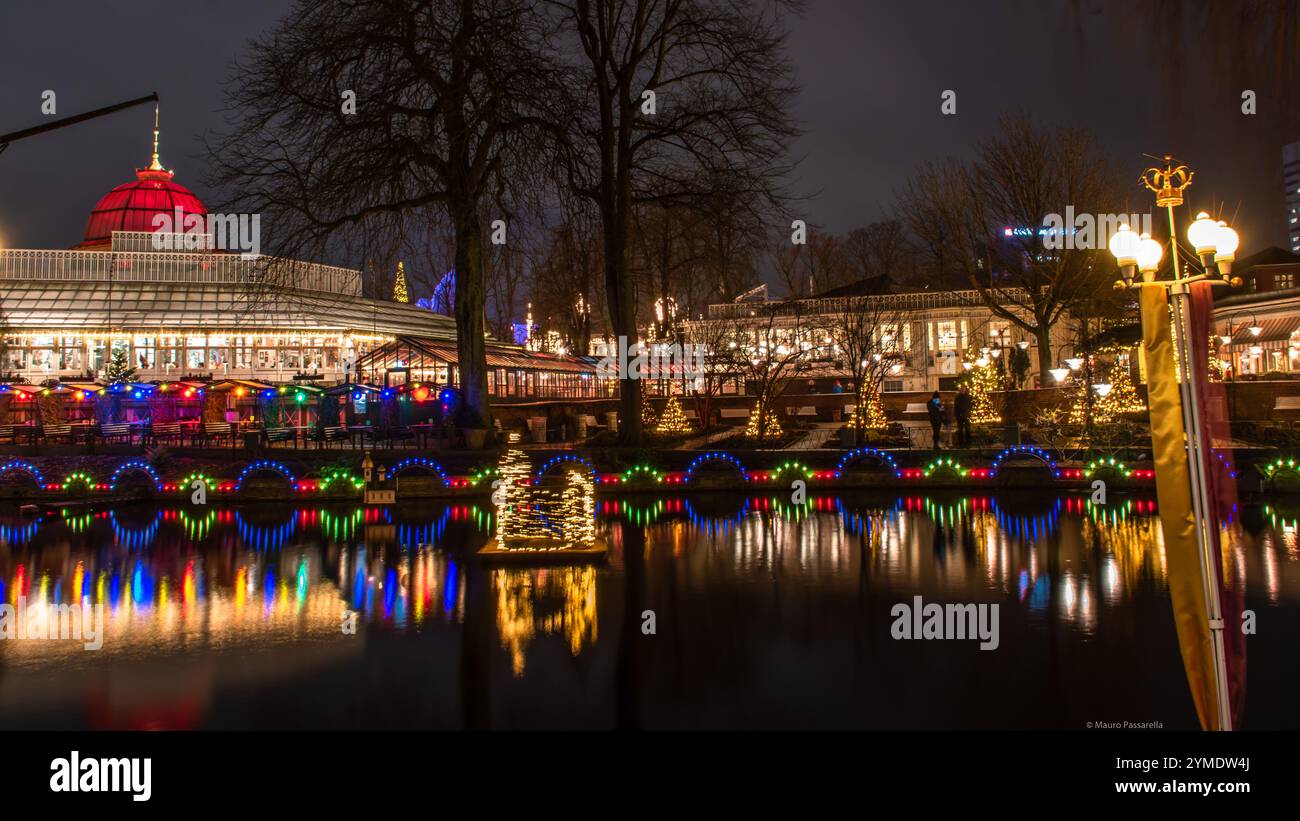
(349, 425, 374, 449)
(409, 422, 439, 448)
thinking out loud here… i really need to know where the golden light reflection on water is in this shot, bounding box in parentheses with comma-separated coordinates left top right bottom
(494, 566, 598, 676)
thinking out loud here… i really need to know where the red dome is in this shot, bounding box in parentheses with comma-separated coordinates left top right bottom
(77, 167, 207, 249)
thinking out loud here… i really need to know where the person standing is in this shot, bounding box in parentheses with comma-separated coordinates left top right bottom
(926, 390, 944, 451)
(954, 385, 973, 448)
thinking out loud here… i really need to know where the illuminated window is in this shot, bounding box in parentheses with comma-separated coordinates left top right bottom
(936, 321, 958, 350)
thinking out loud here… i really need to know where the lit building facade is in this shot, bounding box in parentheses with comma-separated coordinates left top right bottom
(0, 137, 598, 398)
(1214, 246, 1300, 376)
(682, 282, 1076, 393)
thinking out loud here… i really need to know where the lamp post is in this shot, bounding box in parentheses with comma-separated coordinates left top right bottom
(1221, 310, 1260, 377)
(1111, 155, 1239, 731)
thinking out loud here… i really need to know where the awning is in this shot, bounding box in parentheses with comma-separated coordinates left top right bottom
(208, 379, 276, 393)
(1218, 316, 1297, 343)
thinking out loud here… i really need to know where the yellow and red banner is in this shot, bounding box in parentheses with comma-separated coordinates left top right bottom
(1139, 283, 1243, 730)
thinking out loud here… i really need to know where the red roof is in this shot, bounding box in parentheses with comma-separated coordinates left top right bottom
(77, 167, 206, 249)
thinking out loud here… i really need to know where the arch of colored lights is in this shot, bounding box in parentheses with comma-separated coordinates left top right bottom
(468, 466, 500, 486)
(60, 471, 98, 492)
(683, 452, 749, 483)
(619, 464, 664, 484)
(988, 445, 1059, 478)
(109, 460, 162, 492)
(389, 457, 450, 486)
(1084, 456, 1133, 479)
(833, 448, 901, 479)
(318, 469, 364, 492)
(0, 459, 45, 487)
(177, 471, 216, 494)
(1261, 457, 1299, 480)
(534, 453, 597, 483)
(922, 457, 967, 478)
(766, 461, 816, 482)
(234, 460, 297, 492)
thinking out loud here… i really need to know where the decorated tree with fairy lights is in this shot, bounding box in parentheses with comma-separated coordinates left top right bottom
(640, 390, 658, 428)
(960, 355, 1002, 423)
(744, 402, 783, 442)
(1096, 353, 1144, 415)
(393, 261, 409, 303)
(847, 384, 887, 432)
(654, 394, 691, 435)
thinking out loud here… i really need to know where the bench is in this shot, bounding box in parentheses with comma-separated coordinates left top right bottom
(149, 421, 183, 445)
(1274, 396, 1300, 411)
(195, 421, 233, 448)
(0, 425, 31, 445)
(314, 425, 349, 448)
(903, 402, 929, 415)
(99, 423, 134, 444)
(719, 408, 750, 420)
(42, 424, 76, 444)
(262, 427, 296, 448)
(793, 405, 818, 417)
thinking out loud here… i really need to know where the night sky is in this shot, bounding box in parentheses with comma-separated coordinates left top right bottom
(0, 0, 1292, 274)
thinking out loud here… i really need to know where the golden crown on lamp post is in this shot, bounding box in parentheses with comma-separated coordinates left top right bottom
(1140, 154, 1194, 207)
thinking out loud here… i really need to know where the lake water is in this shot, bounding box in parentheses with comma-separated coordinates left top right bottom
(0, 493, 1296, 730)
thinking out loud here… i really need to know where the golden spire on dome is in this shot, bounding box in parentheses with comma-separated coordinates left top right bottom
(147, 104, 165, 172)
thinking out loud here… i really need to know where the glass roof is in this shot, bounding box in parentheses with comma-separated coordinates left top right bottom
(0, 280, 459, 339)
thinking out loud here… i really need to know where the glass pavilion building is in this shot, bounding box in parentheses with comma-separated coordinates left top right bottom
(0, 138, 599, 399)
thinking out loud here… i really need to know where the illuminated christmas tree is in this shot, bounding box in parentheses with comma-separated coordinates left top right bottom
(393, 261, 409, 303)
(640, 389, 658, 428)
(1097, 354, 1145, 415)
(962, 357, 1002, 423)
(744, 401, 783, 441)
(848, 384, 887, 430)
(655, 395, 692, 434)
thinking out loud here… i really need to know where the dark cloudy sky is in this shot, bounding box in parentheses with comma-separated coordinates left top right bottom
(0, 0, 1292, 262)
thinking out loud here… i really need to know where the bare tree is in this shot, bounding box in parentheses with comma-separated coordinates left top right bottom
(542, 0, 800, 445)
(530, 202, 608, 354)
(207, 0, 557, 432)
(723, 301, 813, 444)
(899, 115, 1121, 379)
(843, 219, 917, 284)
(826, 298, 910, 446)
(680, 318, 741, 432)
(771, 226, 852, 297)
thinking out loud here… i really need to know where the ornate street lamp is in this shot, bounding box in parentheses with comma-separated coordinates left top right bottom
(1111, 154, 1236, 731)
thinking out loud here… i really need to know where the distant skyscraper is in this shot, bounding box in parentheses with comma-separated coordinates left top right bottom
(1285, 140, 1300, 252)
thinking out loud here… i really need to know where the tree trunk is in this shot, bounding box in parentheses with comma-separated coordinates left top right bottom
(1035, 324, 1054, 382)
(454, 212, 492, 436)
(604, 181, 641, 447)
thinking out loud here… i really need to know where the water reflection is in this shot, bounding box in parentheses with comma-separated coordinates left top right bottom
(0, 492, 1297, 728)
